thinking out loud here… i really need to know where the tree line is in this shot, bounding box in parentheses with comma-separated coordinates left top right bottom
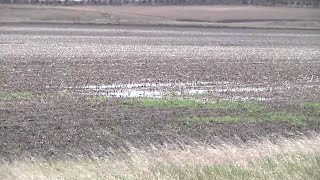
(0, 0, 319, 7)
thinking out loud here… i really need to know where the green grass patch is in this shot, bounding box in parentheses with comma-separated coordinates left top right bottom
(122, 98, 265, 112)
(0, 91, 34, 101)
(38, 91, 69, 101)
(260, 112, 308, 125)
(304, 102, 320, 116)
(84, 95, 108, 104)
(130, 98, 202, 108)
(304, 102, 320, 110)
(183, 116, 255, 123)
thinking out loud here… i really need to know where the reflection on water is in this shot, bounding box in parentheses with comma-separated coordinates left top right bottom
(68, 81, 275, 101)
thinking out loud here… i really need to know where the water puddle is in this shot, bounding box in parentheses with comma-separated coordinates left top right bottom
(68, 81, 275, 101)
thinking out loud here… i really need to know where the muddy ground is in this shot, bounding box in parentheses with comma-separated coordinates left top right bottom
(0, 24, 320, 160)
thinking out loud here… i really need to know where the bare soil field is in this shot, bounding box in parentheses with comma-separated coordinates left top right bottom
(1, 5, 320, 29)
(0, 24, 319, 161)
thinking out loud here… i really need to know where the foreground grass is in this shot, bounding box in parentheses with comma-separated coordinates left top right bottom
(153, 154, 320, 180)
(0, 153, 319, 180)
(1, 136, 319, 180)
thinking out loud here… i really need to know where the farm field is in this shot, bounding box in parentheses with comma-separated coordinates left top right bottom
(0, 22, 320, 179)
(1, 5, 320, 29)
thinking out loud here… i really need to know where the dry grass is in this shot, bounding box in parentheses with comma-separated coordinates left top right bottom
(1, 135, 320, 180)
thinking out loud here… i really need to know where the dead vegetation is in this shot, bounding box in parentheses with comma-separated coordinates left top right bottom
(1, 136, 320, 179)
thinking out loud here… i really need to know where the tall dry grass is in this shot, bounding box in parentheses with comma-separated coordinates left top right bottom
(1, 135, 320, 180)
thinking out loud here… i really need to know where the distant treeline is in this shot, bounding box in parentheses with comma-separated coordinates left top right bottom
(0, 0, 319, 7)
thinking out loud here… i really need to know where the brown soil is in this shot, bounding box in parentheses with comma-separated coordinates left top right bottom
(1, 97, 319, 160)
(0, 24, 319, 160)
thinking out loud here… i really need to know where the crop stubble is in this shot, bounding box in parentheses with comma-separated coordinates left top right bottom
(0, 24, 319, 159)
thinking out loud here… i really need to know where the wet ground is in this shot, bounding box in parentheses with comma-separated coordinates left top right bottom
(1, 24, 320, 102)
(0, 24, 319, 159)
